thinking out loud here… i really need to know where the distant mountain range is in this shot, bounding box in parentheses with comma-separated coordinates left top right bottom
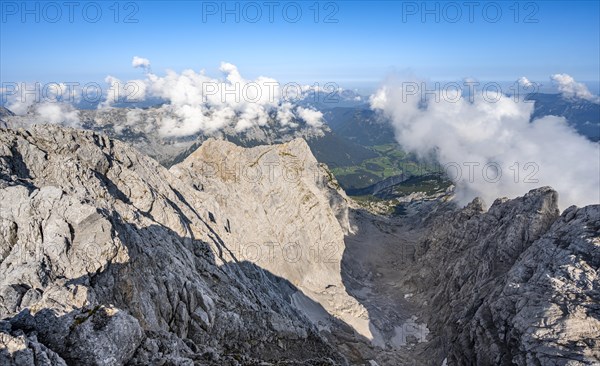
(527, 93, 600, 141)
(1, 92, 597, 196)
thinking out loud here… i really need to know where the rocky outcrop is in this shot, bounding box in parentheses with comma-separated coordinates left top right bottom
(170, 138, 372, 338)
(1, 124, 598, 366)
(0, 322, 67, 366)
(472, 204, 600, 365)
(0, 107, 15, 126)
(407, 188, 600, 365)
(0, 126, 345, 365)
(0, 106, 326, 167)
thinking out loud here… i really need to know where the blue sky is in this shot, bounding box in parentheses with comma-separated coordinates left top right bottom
(1, 0, 599, 89)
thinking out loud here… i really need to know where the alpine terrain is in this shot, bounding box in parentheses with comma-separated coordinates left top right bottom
(0, 124, 598, 365)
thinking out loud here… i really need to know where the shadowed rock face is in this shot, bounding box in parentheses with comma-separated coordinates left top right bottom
(0, 125, 598, 366)
(0, 126, 346, 365)
(406, 188, 600, 365)
(170, 138, 373, 338)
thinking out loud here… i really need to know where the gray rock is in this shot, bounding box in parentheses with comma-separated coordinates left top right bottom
(408, 187, 600, 365)
(0, 329, 67, 366)
(0, 126, 346, 365)
(1, 124, 598, 366)
(170, 138, 370, 337)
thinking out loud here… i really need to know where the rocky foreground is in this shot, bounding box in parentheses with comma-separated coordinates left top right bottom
(0, 126, 598, 365)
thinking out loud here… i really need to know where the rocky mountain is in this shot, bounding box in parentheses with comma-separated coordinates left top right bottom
(0, 107, 15, 121)
(0, 125, 352, 365)
(527, 93, 600, 141)
(170, 138, 368, 335)
(1, 106, 326, 165)
(0, 106, 377, 171)
(0, 125, 598, 366)
(403, 188, 600, 365)
(322, 107, 396, 146)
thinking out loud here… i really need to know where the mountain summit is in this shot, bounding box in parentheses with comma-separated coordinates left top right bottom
(0, 125, 598, 365)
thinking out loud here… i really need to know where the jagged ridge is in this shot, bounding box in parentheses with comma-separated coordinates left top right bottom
(0, 126, 346, 365)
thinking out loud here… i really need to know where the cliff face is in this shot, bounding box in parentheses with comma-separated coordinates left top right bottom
(407, 188, 600, 365)
(170, 138, 372, 338)
(0, 126, 345, 365)
(0, 125, 598, 366)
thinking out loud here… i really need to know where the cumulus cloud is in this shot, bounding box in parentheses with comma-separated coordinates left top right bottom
(99, 76, 147, 109)
(277, 102, 299, 128)
(296, 106, 324, 127)
(370, 79, 600, 210)
(3, 83, 81, 126)
(132, 56, 151, 70)
(551, 73, 599, 103)
(4, 82, 81, 114)
(98, 58, 323, 137)
(4, 101, 80, 127)
(518, 77, 533, 88)
(6, 99, 31, 116)
(3, 59, 326, 137)
(33, 102, 80, 126)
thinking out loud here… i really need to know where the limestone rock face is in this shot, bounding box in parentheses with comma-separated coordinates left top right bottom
(408, 187, 600, 365)
(170, 138, 371, 337)
(0, 126, 345, 365)
(475, 204, 600, 365)
(1, 124, 599, 366)
(0, 322, 67, 366)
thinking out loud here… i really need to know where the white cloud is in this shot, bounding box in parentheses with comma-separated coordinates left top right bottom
(277, 102, 299, 128)
(34, 102, 80, 126)
(96, 58, 323, 137)
(518, 77, 533, 88)
(99, 76, 147, 109)
(1, 82, 83, 130)
(5, 98, 80, 127)
(99, 76, 122, 109)
(551, 73, 599, 103)
(368, 86, 388, 110)
(132, 56, 151, 69)
(296, 106, 324, 128)
(5, 82, 81, 115)
(6, 99, 32, 115)
(371, 78, 600, 210)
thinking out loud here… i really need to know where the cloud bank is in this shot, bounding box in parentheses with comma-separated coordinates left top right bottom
(100, 58, 324, 136)
(4, 83, 81, 127)
(2, 58, 325, 137)
(296, 107, 324, 128)
(370, 77, 600, 210)
(518, 77, 533, 88)
(551, 73, 599, 103)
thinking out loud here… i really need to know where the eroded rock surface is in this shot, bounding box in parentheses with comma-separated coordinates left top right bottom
(171, 138, 371, 338)
(0, 126, 345, 365)
(0, 125, 598, 366)
(405, 188, 600, 365)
